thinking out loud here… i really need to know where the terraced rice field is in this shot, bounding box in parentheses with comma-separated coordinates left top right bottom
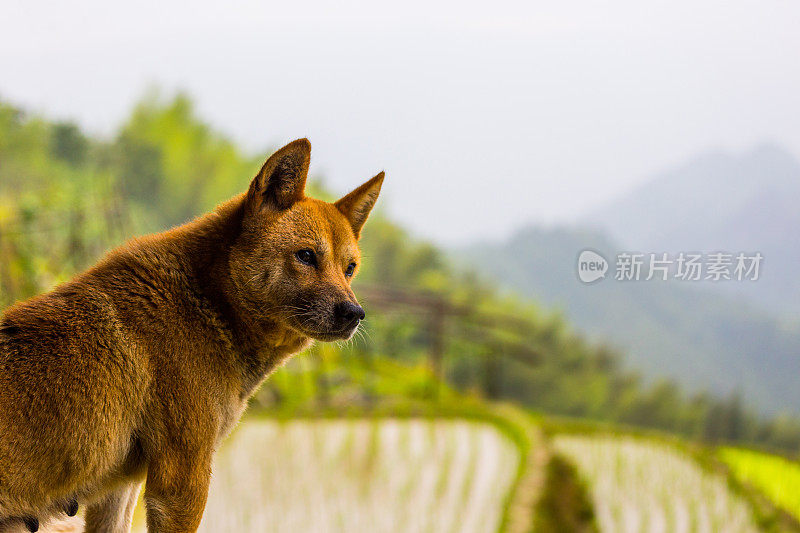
(553, 435, 758, 533)
(170, 419, 519, 533)
(719, 446, 800, 521)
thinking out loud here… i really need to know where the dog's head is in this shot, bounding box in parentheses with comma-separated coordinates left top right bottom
(229, 139, 383, 341)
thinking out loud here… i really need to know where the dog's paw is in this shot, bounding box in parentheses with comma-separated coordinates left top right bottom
(22, 516, 38, 532)
(60, 499, 78, 518)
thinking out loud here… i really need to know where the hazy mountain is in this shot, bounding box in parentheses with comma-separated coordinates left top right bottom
(458, 226, 800, 415)
(587, 143, 800, 314)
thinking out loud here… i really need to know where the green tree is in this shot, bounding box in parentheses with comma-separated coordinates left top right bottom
(50, 122, 88, 167)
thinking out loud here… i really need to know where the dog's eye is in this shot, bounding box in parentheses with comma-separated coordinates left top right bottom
(295, 249, 317, 267)
(345, 263, 356, 277)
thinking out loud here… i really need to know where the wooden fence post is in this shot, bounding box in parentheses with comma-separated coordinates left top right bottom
(429, 300, 446, 400)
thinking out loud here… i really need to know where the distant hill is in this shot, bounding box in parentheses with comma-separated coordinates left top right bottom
(587, 144, 800, 315)
(457, 225, 800, 416)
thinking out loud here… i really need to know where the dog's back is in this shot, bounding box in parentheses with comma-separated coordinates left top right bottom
(0, 272, 149, 522)
(0, 210, 252, 529)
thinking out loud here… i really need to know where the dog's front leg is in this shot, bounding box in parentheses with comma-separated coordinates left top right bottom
(84, 481, 142, 533)
(143, 448, 212, 533)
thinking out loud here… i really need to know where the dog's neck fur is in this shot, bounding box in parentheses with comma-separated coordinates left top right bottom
(190, 195, 313, 392)
(100, 194, 312, 398)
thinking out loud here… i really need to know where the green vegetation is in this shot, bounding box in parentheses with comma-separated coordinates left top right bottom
(720, 447, 800, 522)
(458, 223, 800, 421)
(533, 454, 597, 533)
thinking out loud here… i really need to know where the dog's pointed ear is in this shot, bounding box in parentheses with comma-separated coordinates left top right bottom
(247, 138, 311, 212)
(335, 172, 385, 238)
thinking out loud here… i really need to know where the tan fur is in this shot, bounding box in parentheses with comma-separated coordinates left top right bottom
(0, 139, 384, 533)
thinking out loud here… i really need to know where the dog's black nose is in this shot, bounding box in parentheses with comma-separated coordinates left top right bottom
(335, 301, 365, 324)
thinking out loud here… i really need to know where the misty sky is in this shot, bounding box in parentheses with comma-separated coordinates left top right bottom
(2, 0, 799, 244)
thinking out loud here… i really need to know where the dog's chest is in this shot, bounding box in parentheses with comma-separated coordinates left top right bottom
(236, 336, 311, 399)
(217, 394, 249, 444)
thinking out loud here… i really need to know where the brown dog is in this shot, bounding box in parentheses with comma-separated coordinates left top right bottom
(0, 139, 384, 533)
